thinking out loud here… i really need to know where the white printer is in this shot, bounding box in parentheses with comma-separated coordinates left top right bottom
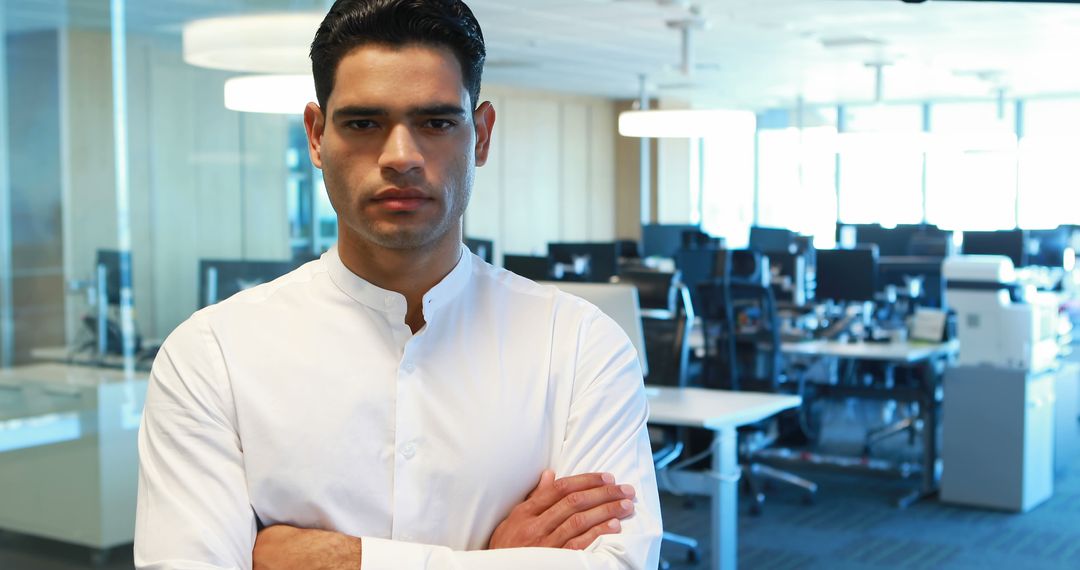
(943, 255, 1060, 373)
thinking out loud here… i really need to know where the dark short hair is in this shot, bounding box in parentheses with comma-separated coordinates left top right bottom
(310, 0, 486, 111)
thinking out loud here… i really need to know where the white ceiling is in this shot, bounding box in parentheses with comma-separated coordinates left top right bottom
(8, 0, 1080, 109)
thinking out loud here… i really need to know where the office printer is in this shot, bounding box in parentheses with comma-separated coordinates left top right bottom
(944, 255, 1060, 372)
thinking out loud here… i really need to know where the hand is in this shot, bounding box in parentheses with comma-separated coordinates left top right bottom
(253, 525, 361, 570)
(488, 470, 637, 551)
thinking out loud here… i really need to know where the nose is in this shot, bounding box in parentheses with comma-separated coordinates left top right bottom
(379, 124, 424, 174)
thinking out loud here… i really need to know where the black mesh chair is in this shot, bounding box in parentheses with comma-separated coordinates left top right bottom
(697, 252, 818, 515)
(613, 270, 700, 566)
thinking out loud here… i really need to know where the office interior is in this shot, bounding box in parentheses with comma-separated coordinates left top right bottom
(3, 0, 1080, 568)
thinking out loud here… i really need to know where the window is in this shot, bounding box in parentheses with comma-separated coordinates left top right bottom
(1018, 99, 1080, 228)
(838, 104, 925, 227)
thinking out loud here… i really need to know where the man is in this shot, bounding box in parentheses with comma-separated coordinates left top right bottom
(134, 0, 662, 568)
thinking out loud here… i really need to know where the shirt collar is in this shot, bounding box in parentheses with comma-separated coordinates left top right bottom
(323, 243, 473, 317)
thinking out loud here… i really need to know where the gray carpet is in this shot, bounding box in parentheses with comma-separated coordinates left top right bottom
(660, 460, 1080, 570)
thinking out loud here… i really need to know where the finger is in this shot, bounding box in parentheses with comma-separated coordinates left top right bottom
(522, 471, 613, 514)
(562, 519, 621, 550)
(537, 483, 636, 535)
(545, 499, 635, 548)
(525, 470, 556, 500)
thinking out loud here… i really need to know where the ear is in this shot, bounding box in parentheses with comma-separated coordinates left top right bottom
(304, 102, 326, 169)
(472, 101, 496, 167)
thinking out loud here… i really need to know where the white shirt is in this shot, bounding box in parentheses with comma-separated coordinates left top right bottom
(135, 245, 662, 570)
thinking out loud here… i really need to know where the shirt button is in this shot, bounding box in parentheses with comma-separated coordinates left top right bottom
(403, 362, 416, 374)
(401, 442, 417, 459)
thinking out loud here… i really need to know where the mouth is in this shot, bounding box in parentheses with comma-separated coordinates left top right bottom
(371, 187, 432, 212)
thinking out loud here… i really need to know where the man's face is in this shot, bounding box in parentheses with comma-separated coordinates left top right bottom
(304, 44, 494, 251)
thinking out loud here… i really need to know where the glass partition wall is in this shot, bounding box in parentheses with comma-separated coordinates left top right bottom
(0, 1, 329, 564)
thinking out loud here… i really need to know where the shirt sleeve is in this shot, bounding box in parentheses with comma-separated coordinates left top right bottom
(357, 309, 663, 570)
(134, 312, 255, 570)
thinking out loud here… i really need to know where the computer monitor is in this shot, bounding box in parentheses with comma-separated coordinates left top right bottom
(878, 257, 945, 309)
(674, 248, 724, 315)
(502, 254, 550, 281)
(547, 242, 619, 283)
(749, 226, 797, 254)
(814, 246, 879, 303)
(850, 224, 919, 257)
(199, 259, 298, 308)
(464, 237, 494, 264)
(1027, 226, 1072, 268)
(962, 230, 1027, 268)
(95, 249, 132, 306)
(641, 224, 700, 258)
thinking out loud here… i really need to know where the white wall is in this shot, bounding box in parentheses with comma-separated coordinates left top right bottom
(465, 86, 617, 263)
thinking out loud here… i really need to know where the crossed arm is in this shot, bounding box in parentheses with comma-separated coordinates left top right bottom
(251, 470, 638, 569)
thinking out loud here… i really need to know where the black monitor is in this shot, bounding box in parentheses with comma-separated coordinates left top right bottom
(749, 226, 797, 254)
(814, 246, 879, 303)
(641, 224, 700, 258)
(502, 254, 550, 281)
(95, 249, 132, 306)
(546, 242, 619, 283)
(674, 247, 724, 315)
(199, 259, 298, 308)
(1027, 226, 1072, 268)
(962, 230, 1027, 268)
(464, 237, 494, 264)
(878, 256, 945, 309)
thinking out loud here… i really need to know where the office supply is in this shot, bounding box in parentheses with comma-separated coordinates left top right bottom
(641, 224, 700, 258)
(941, 365, 1055, 512)
(547, 242, 619, 283)
(943, 255, 1060, 372)
(502, 254, 550, 281)
(543, 281, 648, 376)
(814, 246, 879, 304)
(198, 259, 297, 308)
(646, 386, 801, 570)
(962, 229, 1027, 268)
(464, 237, 493, 264)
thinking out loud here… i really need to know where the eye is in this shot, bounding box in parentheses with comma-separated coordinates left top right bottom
(425, 118, 457, 131)
(344, 119, 379, 131)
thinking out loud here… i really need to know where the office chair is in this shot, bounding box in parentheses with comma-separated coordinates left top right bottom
(613, 270, 700, 566)
(697, 255, 818, 515)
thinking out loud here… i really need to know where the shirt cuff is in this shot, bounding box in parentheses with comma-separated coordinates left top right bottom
(361, 537, 439, 570)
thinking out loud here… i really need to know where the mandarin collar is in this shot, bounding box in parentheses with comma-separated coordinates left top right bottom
(323, 244, 473, 318)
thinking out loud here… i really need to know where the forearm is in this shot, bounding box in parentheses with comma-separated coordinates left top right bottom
(253, 526, 361, 570)
(255, 526, 656, 570)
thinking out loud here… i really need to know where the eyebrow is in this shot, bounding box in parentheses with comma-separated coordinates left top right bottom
(333, 104, 468, 122)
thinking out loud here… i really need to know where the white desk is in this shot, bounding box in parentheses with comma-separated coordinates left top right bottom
(0, 364, 147, 562)
(781, 339, 959, 363)
(646, 386, 801, 570)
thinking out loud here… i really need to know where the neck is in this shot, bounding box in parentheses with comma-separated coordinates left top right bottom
(337, 224, 463, 333)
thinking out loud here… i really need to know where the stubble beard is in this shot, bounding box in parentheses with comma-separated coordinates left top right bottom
(352, 169, 473, 251)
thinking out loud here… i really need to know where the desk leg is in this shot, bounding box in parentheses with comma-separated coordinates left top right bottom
(713, 427, 738, 570)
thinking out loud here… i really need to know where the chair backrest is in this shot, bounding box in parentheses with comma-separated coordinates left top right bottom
(614, 271, 694, 388)
(697, 269, 783, 392)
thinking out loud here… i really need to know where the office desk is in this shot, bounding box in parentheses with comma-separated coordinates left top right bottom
(646, 386, 801, 570)
(30, 345, 155, 372)
(0, 364, 147, 563)
(773, 339, 958, 507)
